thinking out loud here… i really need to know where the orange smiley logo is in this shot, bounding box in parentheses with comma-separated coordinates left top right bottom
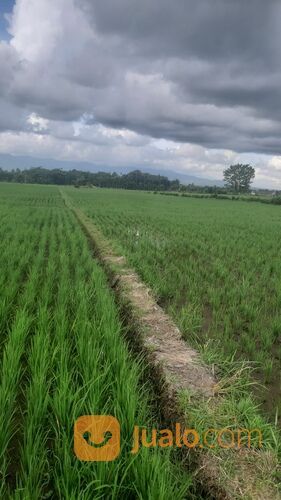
(74, 415, 120, 461)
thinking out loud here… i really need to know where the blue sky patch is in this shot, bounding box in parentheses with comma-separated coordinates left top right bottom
(0, 0, 14, 40)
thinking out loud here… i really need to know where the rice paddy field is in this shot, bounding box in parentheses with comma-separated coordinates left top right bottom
(0, 183, 190, 499)
(0, 182, 280, 498)
(66, 186, 281, 425)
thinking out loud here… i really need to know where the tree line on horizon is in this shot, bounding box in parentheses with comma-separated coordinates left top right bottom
(0, 164, 276, 194)
(0, 167, 182, 191)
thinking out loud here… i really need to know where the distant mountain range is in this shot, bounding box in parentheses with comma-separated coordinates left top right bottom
(0, 153, 224, 187)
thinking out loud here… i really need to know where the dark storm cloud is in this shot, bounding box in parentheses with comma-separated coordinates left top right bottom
(83, 0, 273, 58)
(73, 0, 281, 154)
(2, 0, 281, 157)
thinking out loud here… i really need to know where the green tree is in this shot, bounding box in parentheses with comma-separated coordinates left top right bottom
(0, 167, 181, 191)
(223, 164, 255, 193)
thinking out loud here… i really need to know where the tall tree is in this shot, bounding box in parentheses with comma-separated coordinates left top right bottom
(223, 164, 255, 192)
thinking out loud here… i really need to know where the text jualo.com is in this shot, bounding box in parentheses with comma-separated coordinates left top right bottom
(74, 415, 262, 461)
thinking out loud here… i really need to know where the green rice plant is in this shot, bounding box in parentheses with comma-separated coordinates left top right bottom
(65, 186, 281, 426)
(1, 181, 280, 497)
(0, 215, 51, 496)
(264, 359, 274, 384)
(0, 310, 32, 496)
(49, 207, 190, 499)
(15, 211, 59, 497)
(15, 307, 52, 498)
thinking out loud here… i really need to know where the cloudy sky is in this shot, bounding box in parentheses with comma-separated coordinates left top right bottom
(1, 0, 281, 187)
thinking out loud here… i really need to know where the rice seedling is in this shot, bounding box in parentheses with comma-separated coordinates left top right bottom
(0, 184, 191, 499)
(65, 186, 281, 427)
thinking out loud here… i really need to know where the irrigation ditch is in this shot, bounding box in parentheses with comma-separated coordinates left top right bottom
(61, 190, 280, 500)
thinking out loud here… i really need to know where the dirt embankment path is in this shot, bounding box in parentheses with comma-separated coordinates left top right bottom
(61, 190, 280, 500)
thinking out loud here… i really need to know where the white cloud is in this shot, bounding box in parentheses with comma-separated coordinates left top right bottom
(1, 127, 281, 188)
(27, 113, 49, 132)
(268, 156, 281, 171)
(0, 0, 281, 187)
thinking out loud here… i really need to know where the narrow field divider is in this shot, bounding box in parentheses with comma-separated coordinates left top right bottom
(62, 190, 280, 500)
